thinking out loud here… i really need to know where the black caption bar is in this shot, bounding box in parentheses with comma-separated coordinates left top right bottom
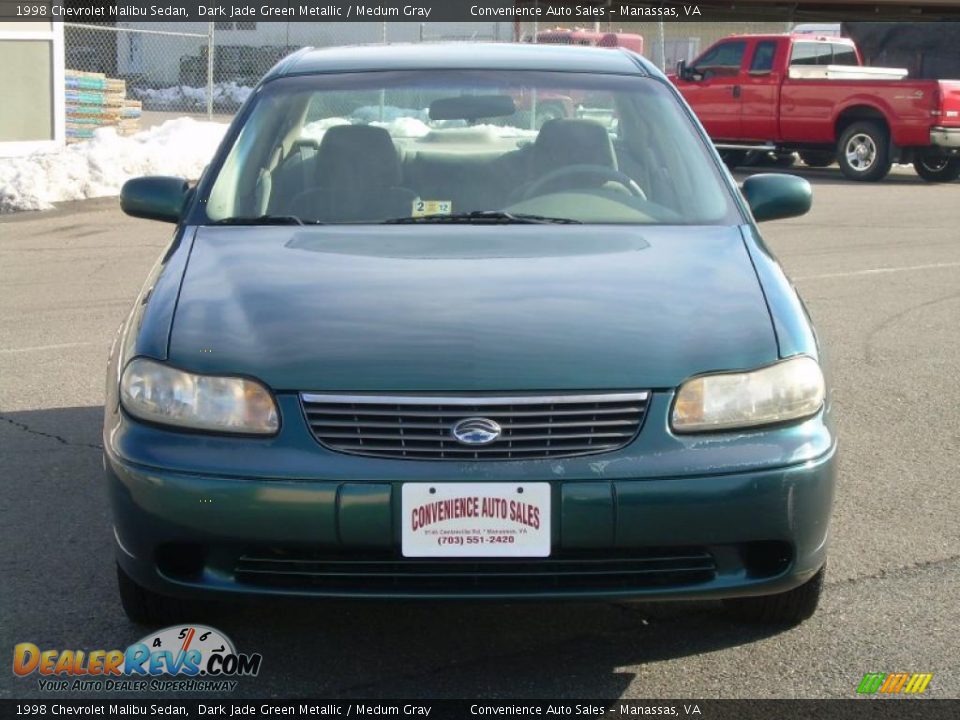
(2, 1, 960, 23)
(2, 700, 960, 720)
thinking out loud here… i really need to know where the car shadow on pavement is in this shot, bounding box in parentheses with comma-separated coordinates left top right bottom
(1, 405, 788, 699)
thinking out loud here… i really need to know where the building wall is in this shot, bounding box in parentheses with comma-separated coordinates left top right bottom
(0, 21, 64, 156)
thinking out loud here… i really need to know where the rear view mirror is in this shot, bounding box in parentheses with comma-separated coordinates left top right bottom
(741, 174, 812, 222)
(676, 60, 702, 81)
(120, 176, 189, 223)
(429, 95, 516, 122)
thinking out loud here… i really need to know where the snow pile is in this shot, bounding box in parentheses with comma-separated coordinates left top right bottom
(0, 118, 228, 213)
(472, 123, 539, 139)
(371, 117, 431, 138)
(351, 105, 428, 123)
(300, 116, 432, 142)
(134, 81, 253, 110)
(300, 117, 352, 141)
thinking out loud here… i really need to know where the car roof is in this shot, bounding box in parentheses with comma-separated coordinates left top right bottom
(268, 42, 653, 81)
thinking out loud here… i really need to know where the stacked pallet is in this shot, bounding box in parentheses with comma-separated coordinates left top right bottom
(65, 70, 142, 142)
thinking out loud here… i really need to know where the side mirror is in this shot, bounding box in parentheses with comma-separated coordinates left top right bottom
(676, 60, 689, 80)
(120, 176, 189, 223)
(741, 173, 812, 222)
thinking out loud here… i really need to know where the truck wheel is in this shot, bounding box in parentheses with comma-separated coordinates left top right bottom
(117, 564, 184, 626)
(771, 152, 796, 168)
(913, 155, 960, 183)
(837, 121, 891, 181)
(799, 151, 835, 168)
(723, 565, 825, 626)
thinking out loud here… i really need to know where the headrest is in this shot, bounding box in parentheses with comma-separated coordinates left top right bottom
(532, 119, 617, 175)
(316, 124, 402, 187)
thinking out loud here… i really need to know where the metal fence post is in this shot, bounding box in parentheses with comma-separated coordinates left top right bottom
(206, 22, 215, 120)
(658, 20, 666, 72)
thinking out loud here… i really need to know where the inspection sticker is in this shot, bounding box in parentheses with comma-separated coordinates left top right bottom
(412, 199, 452, 216)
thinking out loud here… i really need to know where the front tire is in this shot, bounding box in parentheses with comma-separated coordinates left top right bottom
(837, 121, 891, 181)
(913, 155, 960, 183)
(724, 565, 825, 626)
(117, 564, 185, 626)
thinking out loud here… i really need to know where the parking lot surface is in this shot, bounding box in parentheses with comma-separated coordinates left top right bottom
(1, 166, 958, 699)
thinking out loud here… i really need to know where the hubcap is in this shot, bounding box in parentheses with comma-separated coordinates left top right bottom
(920, 157, 948, 172)
(845, 133, 877, 172)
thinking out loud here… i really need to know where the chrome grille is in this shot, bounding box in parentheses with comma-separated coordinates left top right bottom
(300, 392, 649, 460)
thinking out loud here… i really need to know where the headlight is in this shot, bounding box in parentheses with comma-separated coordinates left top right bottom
(120, 358, 279, 434)
(672, 356, 824, 433)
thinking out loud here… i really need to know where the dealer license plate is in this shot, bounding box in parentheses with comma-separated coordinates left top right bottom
(401, 482, 551, 558)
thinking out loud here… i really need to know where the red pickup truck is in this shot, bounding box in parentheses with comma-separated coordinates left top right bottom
(671, 34, 960, 182)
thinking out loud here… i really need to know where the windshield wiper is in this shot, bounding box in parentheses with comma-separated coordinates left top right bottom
(384, 210, 581, 225)
(211, 215, 321, 226)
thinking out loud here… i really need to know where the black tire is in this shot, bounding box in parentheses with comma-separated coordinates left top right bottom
(771, 152, 796, 168)
(837, 121, 891, 181)
(719, 149, 748, 170)
(913, 155, 960, 183)
(724, 565, 825, 626)
(117, 564, 185, 626)
(799, 151, 835, 168)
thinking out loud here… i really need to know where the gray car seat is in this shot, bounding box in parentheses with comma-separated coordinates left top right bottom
(508, 118, 623, 201)
(286, 125, 416, 222)
(530, 118, 619, 177)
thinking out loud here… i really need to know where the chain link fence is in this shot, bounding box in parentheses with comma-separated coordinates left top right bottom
(63, 20, 790, 128)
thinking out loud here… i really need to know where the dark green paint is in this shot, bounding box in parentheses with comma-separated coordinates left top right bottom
(741, 173, 813, 223)
(561, 483, 615, 548)
(104, 43, 834, 604)
(338, 484, 393, 547)
(120, 176, 189, 224)
(167, 225, 778, 392)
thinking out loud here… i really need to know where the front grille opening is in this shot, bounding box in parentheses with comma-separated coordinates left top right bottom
(156, 543, 206, 580)
(300, 392, 650, 461)
(741, 541, 793, 578)
(232, 546, 716, 594)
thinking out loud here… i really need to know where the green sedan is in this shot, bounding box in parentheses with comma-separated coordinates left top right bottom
(106, 42, 834, 626)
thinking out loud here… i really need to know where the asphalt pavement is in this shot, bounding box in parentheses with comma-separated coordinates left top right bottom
(1, 165, 958, 700)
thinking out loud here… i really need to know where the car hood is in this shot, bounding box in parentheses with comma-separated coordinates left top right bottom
(168, 225, 777, 391)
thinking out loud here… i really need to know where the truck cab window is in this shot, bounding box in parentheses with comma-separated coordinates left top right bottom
(790, 42, 833, 66)
(693, 41, 746, 78)
(831, 45, 859, 66)
(750, 42, 777, 73)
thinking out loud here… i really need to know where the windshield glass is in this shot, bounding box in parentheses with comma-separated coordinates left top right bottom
(204, 70, 738, 225)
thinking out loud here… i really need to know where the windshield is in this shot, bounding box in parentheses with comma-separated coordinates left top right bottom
(203, 70, 738, 226)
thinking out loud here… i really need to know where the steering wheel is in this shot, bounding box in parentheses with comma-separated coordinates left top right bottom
(521, 164, 645, 201)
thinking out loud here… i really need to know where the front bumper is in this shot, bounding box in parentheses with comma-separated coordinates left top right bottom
(930, 126, 960, 149)
(106, 445, 836, 601)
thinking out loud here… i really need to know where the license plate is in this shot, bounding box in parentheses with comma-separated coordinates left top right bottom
(401, 482, 551, 558)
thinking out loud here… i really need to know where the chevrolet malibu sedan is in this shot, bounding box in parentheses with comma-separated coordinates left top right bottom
(106, 43, 835, 626)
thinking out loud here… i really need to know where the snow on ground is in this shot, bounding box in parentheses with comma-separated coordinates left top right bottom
(0, 118, 228, 214)
(133, 82, 253, 111)
(0, 112, 541, 214)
